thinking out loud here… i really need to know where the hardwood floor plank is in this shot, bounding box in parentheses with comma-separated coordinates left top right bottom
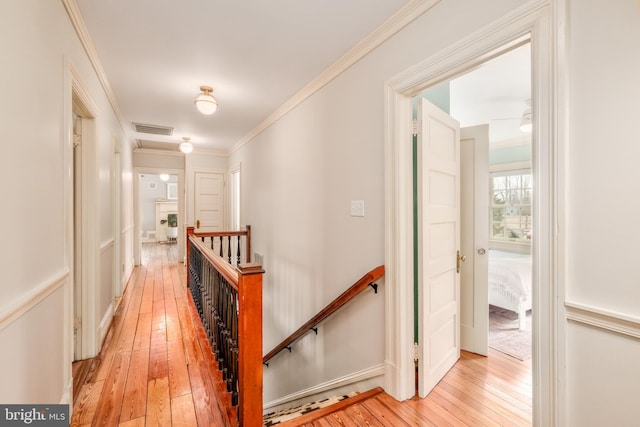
(132, 312, 152, 350)
(91, 351, 131, 426)
(119, 347, 150, 423)
(118, 416, 145, 427)
(70, 379, 104, 425)
(146, 377, 172, 427)
(361, 397, 411, 426)
(148, 341, 169, 381)
(167, 339, 191, 398)
(171, 394, 198, 427)
(188, 360, 228, 427)
(343, 403, 385, 427)
(375, 393, 438, 427)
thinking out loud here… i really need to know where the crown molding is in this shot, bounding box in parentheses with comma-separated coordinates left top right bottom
(61, 0, 135, 148)
(228, 0, 442, 155)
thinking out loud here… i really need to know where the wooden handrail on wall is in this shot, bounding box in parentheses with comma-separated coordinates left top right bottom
(263, 265, 385, 366)
(187, 226, 263, 427)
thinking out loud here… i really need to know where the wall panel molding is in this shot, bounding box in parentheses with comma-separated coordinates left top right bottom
(566, 301, 640, 340)
(0, 271, 69, 332)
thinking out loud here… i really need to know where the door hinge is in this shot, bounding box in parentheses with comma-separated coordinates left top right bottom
(73, 317, 81, 334)
(413, 342, 419, 362)
(412, 119, 421, 136)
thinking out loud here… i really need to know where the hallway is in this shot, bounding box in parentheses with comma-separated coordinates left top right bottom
(71, 241, 532, 426)
(71, 243, 230, 426)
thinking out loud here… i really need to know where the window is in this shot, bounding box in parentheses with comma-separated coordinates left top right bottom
(490, 169, 532, 243)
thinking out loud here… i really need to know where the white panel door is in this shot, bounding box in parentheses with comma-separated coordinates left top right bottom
(417, 97, 461, 397)
(460, 125, 489, 356)
(194, 172, 224, 232)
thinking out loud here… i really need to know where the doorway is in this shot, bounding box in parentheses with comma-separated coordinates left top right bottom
(414, 43, 533, 398)
(70, 81, 100, 361)
(384, 7, 558, 422)
(133, 168, 185, 265)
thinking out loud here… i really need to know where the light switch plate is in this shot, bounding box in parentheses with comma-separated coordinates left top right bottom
(351, 200, 365, 217)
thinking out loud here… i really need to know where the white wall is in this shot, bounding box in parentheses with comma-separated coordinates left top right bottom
(229, 0, 530, 405)
(0, 0, 134, 404)
(564, 0, 640, 425)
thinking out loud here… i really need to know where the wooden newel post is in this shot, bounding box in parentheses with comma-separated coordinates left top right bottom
(237, 262, 264, 426)
(186, 226, 195, 287)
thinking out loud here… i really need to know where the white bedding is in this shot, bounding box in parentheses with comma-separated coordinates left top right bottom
(488, 250, 532, 329)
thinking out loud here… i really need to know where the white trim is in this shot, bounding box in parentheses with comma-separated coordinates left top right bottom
(565, 302, 640, 340)
(0, 270, 69, 332)
(98, 301, 114, 345)
(122, 224, 135, 234)
(229, 0, 442, 155)
(100, 238, 115, 253)
(133, 148, 186, 158)
(60, 379, 73, 406)
(263, 364, 384, 411)
(384, 2, 560, 425)
(489, 161, 532, 173)
(61, 0, 132, 146)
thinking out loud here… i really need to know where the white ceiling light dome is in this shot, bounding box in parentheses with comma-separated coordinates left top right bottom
(179, 137, 193, 154)
(194, 85, 218, 115)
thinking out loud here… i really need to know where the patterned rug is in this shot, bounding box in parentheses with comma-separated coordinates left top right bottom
(263, 392, 357, 426)
(489, 305, 532, 360)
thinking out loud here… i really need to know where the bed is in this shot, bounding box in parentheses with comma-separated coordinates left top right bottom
(488, 249, 532, 330)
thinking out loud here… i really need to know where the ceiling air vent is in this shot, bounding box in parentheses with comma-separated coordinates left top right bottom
(132, 122, 173, 136)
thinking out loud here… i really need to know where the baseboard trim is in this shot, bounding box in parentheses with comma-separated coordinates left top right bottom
(263, 363, 384, 411)
(565, 301, 640, 339)
(98, 302, 114, 345)
(0, 270, 69, 332)
(60, 379, 72, 405)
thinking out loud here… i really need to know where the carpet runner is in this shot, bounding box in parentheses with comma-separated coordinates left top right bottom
(263, 392, 357, 426)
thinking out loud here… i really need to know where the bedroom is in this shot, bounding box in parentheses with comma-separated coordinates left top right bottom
(422, 42, 533, 361)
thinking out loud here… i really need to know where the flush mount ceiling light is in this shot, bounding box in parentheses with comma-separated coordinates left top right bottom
(194, 85, 218, 115)
(179, 137, 193, 154)
(520, 98, 532, 133)
(159, 173, 169, 181)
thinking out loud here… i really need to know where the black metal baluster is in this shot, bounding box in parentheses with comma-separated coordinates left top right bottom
(236, 236, 241, 265)
(227, 236, 232, 264)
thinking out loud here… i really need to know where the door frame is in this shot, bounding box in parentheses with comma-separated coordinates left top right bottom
(383, 3, 561, 425)
(65, 60, 101, 362)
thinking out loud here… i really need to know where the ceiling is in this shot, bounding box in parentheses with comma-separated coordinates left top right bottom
(450, 43, 531, 144)
(75, 1, 530, 153)
(75, 0, 409, 153)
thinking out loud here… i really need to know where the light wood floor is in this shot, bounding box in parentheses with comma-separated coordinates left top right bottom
(71, 243, 532, 426)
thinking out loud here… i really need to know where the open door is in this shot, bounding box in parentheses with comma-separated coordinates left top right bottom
(460, 125, 490, 356)
(416, 97, 462, 397)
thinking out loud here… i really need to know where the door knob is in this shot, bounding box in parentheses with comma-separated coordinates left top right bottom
(196, 219, 200, 229)
(456, 250, 466, 273)
(477, 248, 486, 255)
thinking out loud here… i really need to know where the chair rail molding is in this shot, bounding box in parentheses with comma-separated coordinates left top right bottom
(0, 270, 69, 332)
(565, 301, 640, 340)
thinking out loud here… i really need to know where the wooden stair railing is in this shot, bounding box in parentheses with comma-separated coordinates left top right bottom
(188, 224, 251, 265)
(263, 265, 385, 366)
(187, 226, 264, 427)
